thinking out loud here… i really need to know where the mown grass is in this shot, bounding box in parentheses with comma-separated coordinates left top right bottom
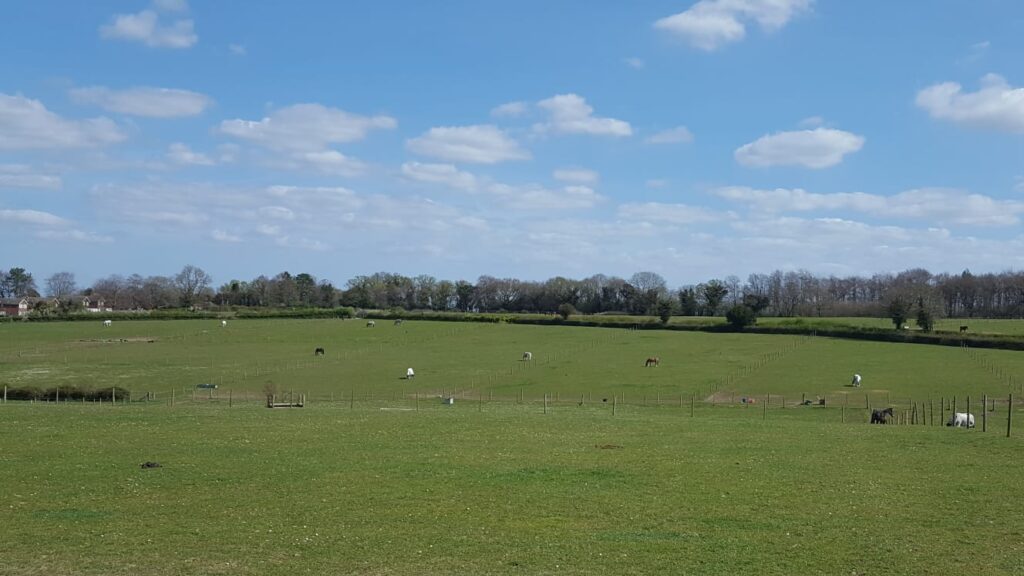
(2, 319, 1024, 575)
(1, 402, 1022, 575)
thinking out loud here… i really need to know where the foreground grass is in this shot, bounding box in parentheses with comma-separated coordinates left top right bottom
(1, 402, 1022, 576)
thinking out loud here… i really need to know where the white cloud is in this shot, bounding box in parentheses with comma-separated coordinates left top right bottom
(735, 127, 864, 168)
(654, 0, 812, 51)
(292, 150, 367, 176)
(219, 103, 396, 151)
(35, 229, 113, 243)
(0, 208, 68, 227)
(166, 143, 214, 166)
(0, 93, 125, 150)
(229, 43, 246, 56)
(401, 162, 478, 191)
(0, 165, 62, 190)
(406, 125, 530, 164)
(211, 229, 241, 242)
(916, 74, 1024, 133)
(623, 57, 645, 69)
(618, 202, 728, 225)
(71, 86, 211, 118)
(714, 186, 1024, 226)
(646, 126, 694, 144)
(259, 206, 295, 221)
(553, 168, 599, 184)
(491, 101, 529, 118)
(646, 179, 668, 189)
(535, 94, 632, 137)
(100, 9, 197, 49)
(798, 116, 825, 128)
(487, 183, 604, 210)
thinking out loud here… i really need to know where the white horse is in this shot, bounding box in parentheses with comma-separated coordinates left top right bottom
(522, 352, 533, 361)
(220, 320, 227, 327)
(851, 374, 862, 387)
(947, 412, 975, 428)
(103, 320, 112, 327)
(406, 367, 415, 379)
(366, 320, 375, 327)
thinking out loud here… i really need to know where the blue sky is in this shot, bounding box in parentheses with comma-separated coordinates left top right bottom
(2, 0, 1023, 287)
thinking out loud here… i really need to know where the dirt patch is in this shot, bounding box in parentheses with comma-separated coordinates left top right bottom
(596, 444, 623, 450)
(75, 337, 157, 344)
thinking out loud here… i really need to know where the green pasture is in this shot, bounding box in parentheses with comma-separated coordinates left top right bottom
(2, 319, 1024, 575)
(2, 319, 1023, 405)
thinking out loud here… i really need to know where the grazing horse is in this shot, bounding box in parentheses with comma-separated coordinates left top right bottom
(394, 319, 404, 326)
(959, 325, 968, 333)
(947, 412, 975, 428)
(366, 320, 376, 327)
(314, 347, 325, 356)
(522, 352, 533, 361)
(221, 320, 227, 327)
(870, 407, 893, 424)
(406, 367, 415, 379)
(644, 356, 660, 367)
(103, 320, 112, 327)
(851, 373, 862, 387)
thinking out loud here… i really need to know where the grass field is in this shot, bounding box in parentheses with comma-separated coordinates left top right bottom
(2, 319, 1024, 575)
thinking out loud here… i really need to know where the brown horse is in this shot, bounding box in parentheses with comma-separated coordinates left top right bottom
(644, 356, 660, 367)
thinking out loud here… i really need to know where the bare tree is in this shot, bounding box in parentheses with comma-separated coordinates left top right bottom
(45, 272, 77, 299)
(174, 265, 212, 308)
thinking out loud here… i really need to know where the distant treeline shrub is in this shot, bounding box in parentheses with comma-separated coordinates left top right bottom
(4, 385, 132, 401)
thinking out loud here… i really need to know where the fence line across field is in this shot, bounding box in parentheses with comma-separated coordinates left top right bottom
(3, 383, 1016, 436)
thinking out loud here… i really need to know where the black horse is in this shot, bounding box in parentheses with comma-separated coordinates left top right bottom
(314, 347, 325, 356)
(870, 407, 894, 424)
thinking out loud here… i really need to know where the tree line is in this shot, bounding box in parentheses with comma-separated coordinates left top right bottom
(2, 266, 1023, 319)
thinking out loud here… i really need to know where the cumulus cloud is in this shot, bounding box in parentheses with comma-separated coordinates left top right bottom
(0, 208, 68, 227)
(220, 103, 396, 151)
(916, 74, 1024, 133)
(35, 229, 113, 243)
(734, 127, 864, 168)
(292, 150, 367, 177)
(646, 126, 694, 144)
(406, 125, 530, 164)
(229, 43, 246, 56)
(0, 165, 62, 190)
(491, 101, 529, 118)
(401, 162, 478, 191)
(617, 202, 728, 225)
(535, 94, 632, 137)
(553, 168, 599, 184)
(99, 6, 197, 49)
(487, 183, 605, 210)
(166, 143, 214, 166)
(654, 0, 813, 51)
(714, 186, 1024, 226)
(71, 86, 212, 118)
(0, 93, 125, 150)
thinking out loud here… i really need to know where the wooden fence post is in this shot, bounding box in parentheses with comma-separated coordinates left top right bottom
(1008, 394, 1013, 438)
(543, 393, 548, 414)
(690, 394, 694, 417)
(612, 395, 617, 416)
(982, 394, 987, 432)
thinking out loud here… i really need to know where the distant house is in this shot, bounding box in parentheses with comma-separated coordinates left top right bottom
(81, 296, 111, 313)
(0, 297, 30, 317)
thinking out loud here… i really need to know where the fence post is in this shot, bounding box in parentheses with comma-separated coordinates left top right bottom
(612, 395, 617, 416)
(229, 389, 233, 408)
(967, 395, 971, 429)
(982, 394, 987, 432)
(3, 385, 6, 403)
(171, 388, 174, 407)
(690, 394, 694, 417)
(543, 393, 548, 414)
(763, 395, 767, 420)
(1008, 394, 1013, 438)
(350, 389, 355, 410)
